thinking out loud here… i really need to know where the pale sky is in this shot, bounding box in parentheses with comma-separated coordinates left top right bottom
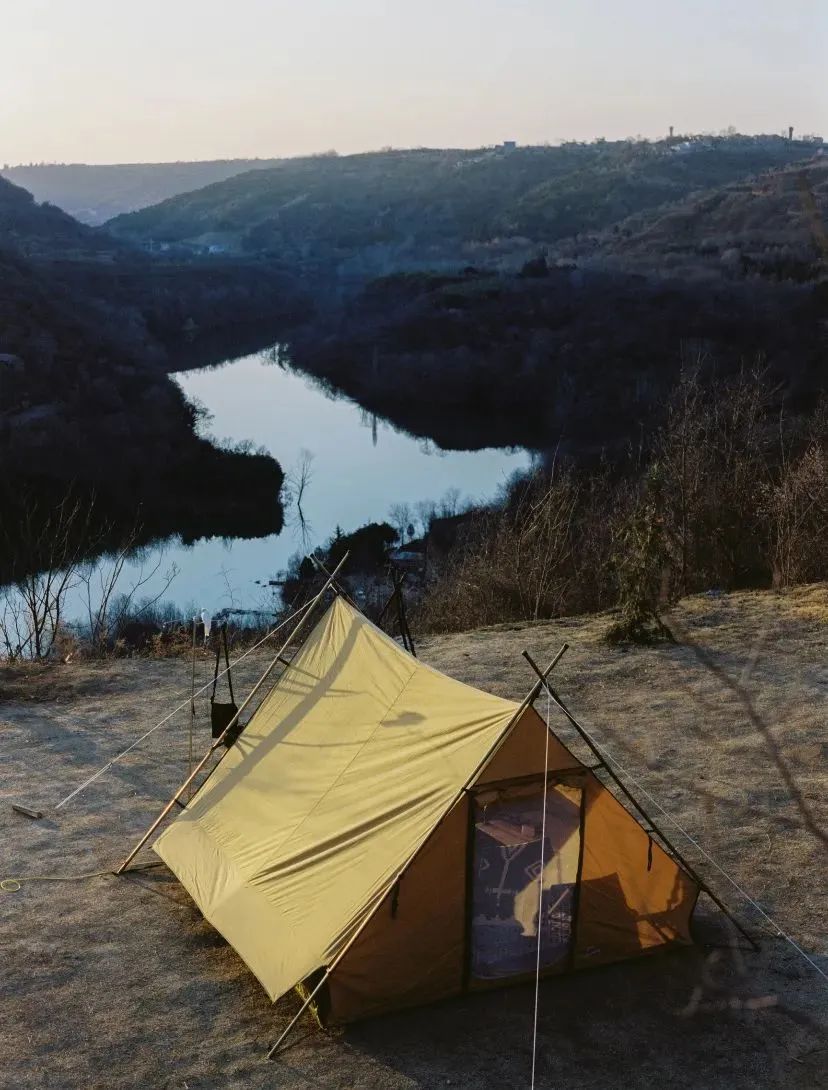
(2, 0, 825, 165)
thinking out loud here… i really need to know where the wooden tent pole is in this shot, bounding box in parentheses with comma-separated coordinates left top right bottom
(311, 555, 417, 658)
(521, 650, 759, 951)
(114, 554, 350, 876)
(395, 571, 416, 657)
(376, 573, 406, 626)
(267, 642, 569, 1060)
(308, 554, 358, 608)
(188, 619, 197, 801)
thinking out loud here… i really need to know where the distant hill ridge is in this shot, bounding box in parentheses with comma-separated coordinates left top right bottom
(0, 174, 127, 258)
(1, 158, 286, 225)
(97, 136, 824, 277)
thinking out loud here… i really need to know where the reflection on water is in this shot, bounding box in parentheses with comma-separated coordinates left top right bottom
(116, 348, 531, 613)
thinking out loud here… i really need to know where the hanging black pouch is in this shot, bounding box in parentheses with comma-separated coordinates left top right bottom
(210, 623, 242, 745)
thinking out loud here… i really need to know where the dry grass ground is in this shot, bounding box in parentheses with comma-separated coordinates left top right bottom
(1, 586, 826, 1089)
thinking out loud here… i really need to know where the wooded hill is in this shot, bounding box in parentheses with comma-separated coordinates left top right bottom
(0, 176, 297, 579)
(102, 138, 827, 453)
(105, 137, 821, 274)
(288, 265, 825, 454)
(2, 136, 826, 575)
(557, 158, 828, 283)
(0, 173, 127, 259)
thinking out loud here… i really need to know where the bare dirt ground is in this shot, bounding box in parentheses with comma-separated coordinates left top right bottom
(1, 586, 826, 1089)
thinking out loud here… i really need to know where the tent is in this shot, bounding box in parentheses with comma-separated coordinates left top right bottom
(149, 594, 702, 1026)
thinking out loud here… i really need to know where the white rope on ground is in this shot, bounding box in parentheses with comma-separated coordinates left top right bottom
(53, 597, 315, 810)
(530, 684, 552, 1089)
(570, 713, 828, 985)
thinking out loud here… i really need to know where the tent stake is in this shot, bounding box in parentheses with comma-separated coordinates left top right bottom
(114, 554, 350, 876)
(267, 642, 570, 1059)
(521, 650, 759, 951)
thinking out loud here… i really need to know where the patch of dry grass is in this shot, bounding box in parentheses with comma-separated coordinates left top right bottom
(1, 587, 826, 1088)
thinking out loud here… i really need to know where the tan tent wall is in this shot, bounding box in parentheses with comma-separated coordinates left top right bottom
(574, 772, 698, 968)
(328, 795, 469, 1022)
(479, 705, 584, 784)
(328, 706, 585, 1022)
(329, 760, 698, 1023)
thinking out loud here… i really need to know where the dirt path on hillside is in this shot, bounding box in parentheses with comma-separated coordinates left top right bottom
(1, 587, 826, 1089)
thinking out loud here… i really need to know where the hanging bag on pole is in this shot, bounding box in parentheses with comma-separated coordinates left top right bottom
(210, 623, 241, 745)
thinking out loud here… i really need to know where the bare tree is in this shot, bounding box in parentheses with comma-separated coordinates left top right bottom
(0, 489, 96, 660)
(414, 499, 437, 537)
(388, 502, 413, 544)
(285, 449, 315, 549)
(763, 436, 828, 588)
(78, 527, 179, 654)
(438, 488, 462, 518)
(417, 469, 581, 631)
(0, 591, 28, 662)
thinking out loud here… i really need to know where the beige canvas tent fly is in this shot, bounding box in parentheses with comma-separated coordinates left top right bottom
(143, 594, 709, 1027)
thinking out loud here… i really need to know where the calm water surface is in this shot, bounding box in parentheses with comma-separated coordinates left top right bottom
(131, 350, 531, 614)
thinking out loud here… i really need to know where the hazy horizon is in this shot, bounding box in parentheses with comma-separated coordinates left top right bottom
(3, 0, 825, 166)
(4, 126, 826, 171)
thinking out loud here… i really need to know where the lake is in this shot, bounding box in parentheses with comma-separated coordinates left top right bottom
(133, 349, 531, 615)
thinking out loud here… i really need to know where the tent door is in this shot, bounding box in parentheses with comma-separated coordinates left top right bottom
(469, 781, 583, 982)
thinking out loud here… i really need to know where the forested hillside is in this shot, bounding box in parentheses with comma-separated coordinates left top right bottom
(560, 158, 828, 282)
(289, 265, 825, 453)
(3, 136, 826, 575)
(106, 137, 821, 276)
(0, 177, 300, 579)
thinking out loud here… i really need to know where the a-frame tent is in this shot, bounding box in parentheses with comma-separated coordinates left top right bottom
(149, 595, 700, 1026)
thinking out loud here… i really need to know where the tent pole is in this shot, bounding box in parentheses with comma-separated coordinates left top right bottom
(268, 974, 330, 1057)
(267, 642, 570, 1060)
(188, 619, 197, 801)
(312, 555, 417, 658)
(309, 554, 359, 608)
(267, 860, 417, 1059)
(395, 572, 416, 657)
(376, 572, 406, 626)
(473, 643, 569, 782)
(521, 650, 759, 951)
(114, 553, 350, 876)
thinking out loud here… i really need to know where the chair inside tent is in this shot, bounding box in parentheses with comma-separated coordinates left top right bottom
(153, 596, 699, 1023)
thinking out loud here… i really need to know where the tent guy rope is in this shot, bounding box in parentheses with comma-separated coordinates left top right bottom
(526, 661, 828, 987)
(52, 594, 317, 811)
(577, 723, 828, 986)
(1, 861, 162, 894)
(115, 553, 350, 875)
(529, 682, 553, 1090)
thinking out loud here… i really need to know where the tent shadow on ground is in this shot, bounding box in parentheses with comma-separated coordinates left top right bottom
(333, 926, 818, 1090)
